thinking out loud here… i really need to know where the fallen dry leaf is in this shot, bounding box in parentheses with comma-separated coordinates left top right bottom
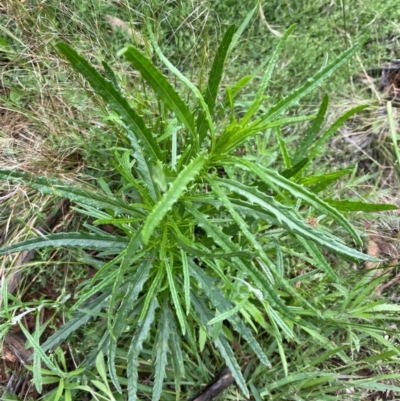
(105, 14, 145, 46)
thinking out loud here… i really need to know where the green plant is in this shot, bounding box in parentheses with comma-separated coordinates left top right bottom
(0, 21, 397, 400)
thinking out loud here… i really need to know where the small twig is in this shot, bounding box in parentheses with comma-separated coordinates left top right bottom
(188, 367, 235, 401)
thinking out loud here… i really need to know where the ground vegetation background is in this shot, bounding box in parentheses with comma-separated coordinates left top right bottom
(0, 1, 400, 400)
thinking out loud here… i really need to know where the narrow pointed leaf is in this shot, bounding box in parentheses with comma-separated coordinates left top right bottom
(241, 24, 296, 125)
(190, 262, 271, 367)
(293, 94, 329, 164)
(123, 46, 196, 145)
(197, 24, 236, 142)
(165, 257, 186, 335)
(309, 105, 369, 159)
(299, 169, 352, 186)
(41, 293, 109, 353)
(232, 157, 363, 245)
(146, 21, 216, 150)
(127, 298, 158, 401)
(258, 35, 368, 125)
(280, 158, 309, 178)
(0, 169, 145, 217)
(324, 200, 398, 212)
(56, 42, 163, 163)
(214, 178, 378, 262)
(152, 305, 171, 401)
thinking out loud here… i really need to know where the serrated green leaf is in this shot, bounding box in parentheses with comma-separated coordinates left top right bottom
(181, 249, 191, 316)
(207, 297, 249, 325)
(296, 235, 339, 281)
(214, 178, 377, 262)
(127, 298, 158, 401)
(0, 233, 129, 256)
(152, 304, 171, 401)
(0, 169, 146, 217)
(214, 337, 249, 397)
(142, 153, 206, 244)
(56, 42, 163, 163)
(108, 235, 150, 394)
(324, 200, 398, 212)
(169, 314, 185, 400)
(231, 157, 363, 245)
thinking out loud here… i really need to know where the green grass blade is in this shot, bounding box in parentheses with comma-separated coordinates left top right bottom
(233, 157, 363, 245)
(0, 233, 129, 256)
(33, 313, 43, 393)
(152, 304, 171, 401)
(241, 24, 296, 125)
(259, 34, 368, 124)
(142, 153, 206, 244)
(293, 94, 329, 164)
(122, 46, 196, 146)
(127, 298, 158, 401)
(197, 24, 236, 143)
(55, 42, 163, 163)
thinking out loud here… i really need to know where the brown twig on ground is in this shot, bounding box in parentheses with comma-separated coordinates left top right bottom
(188, 367, 235, 401)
